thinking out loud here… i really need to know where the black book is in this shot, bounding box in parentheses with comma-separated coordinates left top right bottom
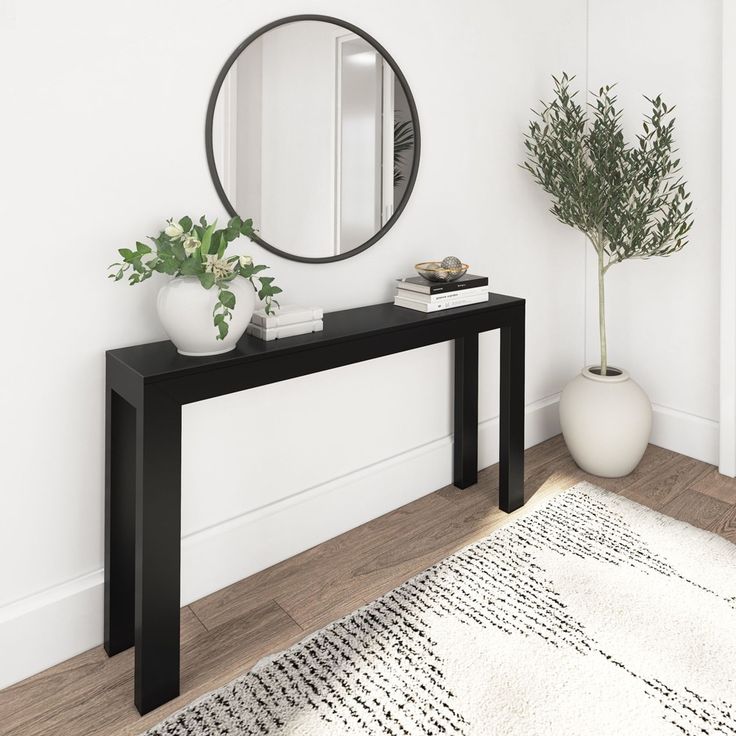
(396, 273, 489, 295)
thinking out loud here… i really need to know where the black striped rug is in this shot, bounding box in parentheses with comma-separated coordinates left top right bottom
(145, 483, 736, 735)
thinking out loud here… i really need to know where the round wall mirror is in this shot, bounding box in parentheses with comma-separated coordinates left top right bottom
(206, 15, 421, 263)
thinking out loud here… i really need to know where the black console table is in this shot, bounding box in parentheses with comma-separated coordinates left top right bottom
(104, 293, 525, 715)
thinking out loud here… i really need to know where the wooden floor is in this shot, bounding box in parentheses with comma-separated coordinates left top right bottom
(2, 436, 735, 736)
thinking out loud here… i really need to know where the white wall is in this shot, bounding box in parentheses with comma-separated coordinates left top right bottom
(586, 0, 722, 463)
(8, 0, 725, 691)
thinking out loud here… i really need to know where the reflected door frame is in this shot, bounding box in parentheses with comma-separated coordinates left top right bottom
(334, 33, 393, 256)
(213, 68, 239, 209)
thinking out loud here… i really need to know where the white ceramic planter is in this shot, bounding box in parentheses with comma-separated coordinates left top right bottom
(559, 366, 652, 478)
(156, 276, 256, 356)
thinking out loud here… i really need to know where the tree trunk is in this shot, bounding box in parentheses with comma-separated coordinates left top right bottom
(598, 246, 607, 375)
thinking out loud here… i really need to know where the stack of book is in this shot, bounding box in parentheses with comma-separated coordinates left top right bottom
(394, 274, 489, 312)
(247, 305, 323, 341)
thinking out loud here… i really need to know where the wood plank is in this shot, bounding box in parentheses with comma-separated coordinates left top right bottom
(322, 454, 587, 618)
(191, 491, 453, 631)
(581, 443, 680, 495)
(437, 431, 571, 507)
(0, 607, 205, 736)
(659, 488, 733, 531)
(517, 432, 572, 471)
(690, 467, 736, 505)
(275, 493, 475, 626)
(617, 454, 712, 511)
(708, 502, 736, 544)
(288, 462, 566, 630)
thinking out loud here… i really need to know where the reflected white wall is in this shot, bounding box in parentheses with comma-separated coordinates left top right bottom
(235, 37, 262, 226)
(338, 37, 382, 252)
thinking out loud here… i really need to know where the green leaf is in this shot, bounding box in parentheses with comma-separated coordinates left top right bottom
(156, 238, 173, 256)
(211, 231, 224, 258)
(200, 224, 214, 255)
(219, 289, 236, 309)
(178, 216, 192, 233)
(171, 241, 187, 262)
(198, 272, 215, 289)
(118, 248, 135, 262)
(135, 241, 152, 255)
(158, 254, 179, 275)
(180, 256, 202, 276)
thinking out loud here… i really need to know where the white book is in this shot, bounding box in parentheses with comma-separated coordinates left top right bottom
(246, 319, 323, 341)
(393, 293, 488, 313)
(251, 304, 323, 329)
(395, 285, 489, 304)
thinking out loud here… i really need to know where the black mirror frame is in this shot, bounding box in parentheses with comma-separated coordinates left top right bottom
(205, 14, 421, 264)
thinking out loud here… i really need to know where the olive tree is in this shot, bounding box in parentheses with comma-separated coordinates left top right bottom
(523, 74, 693, 374)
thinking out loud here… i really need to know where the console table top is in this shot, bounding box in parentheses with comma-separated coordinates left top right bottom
(107, 292, 524, 381)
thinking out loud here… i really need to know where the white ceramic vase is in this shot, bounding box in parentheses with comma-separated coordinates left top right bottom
(559, 366, 652, 478)
(156, 276, 256, 356)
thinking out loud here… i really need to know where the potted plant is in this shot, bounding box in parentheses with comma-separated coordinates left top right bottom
(523, 74, 693, 477)
(109, 215, 281, 356)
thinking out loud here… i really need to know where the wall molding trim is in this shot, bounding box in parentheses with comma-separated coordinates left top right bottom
(720, 0, 736, 477)
(0, 572, 103, 690)
(650, 403, 719, 466)
(0, 396, 561, 690)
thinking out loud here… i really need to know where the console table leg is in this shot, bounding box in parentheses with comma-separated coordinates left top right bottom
(135, 386, 182, 715)
(499, 310, 525, 512)
(453, 333, 479, 489)
(104, 386, 136, 656)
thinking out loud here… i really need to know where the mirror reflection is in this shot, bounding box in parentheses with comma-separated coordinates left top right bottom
(210, 19, 418, 260)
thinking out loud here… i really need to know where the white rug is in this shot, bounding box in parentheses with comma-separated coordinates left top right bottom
(145, 482, 736, 736)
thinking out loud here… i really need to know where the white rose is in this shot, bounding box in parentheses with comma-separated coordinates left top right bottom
(182, 234, 200, 255)
(239, 255, 253, 268)
(164, 219, 184, 240)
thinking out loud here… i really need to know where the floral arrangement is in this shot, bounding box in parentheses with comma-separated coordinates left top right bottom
(109, 216, 281, 340)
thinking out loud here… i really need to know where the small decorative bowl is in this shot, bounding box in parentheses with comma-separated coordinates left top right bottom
(415, 261, 469, 282)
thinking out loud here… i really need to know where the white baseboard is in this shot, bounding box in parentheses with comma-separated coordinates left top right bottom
(0, 397, 560, 690)
(650, 403, 719, 466)
(0, 571, 103, 690)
